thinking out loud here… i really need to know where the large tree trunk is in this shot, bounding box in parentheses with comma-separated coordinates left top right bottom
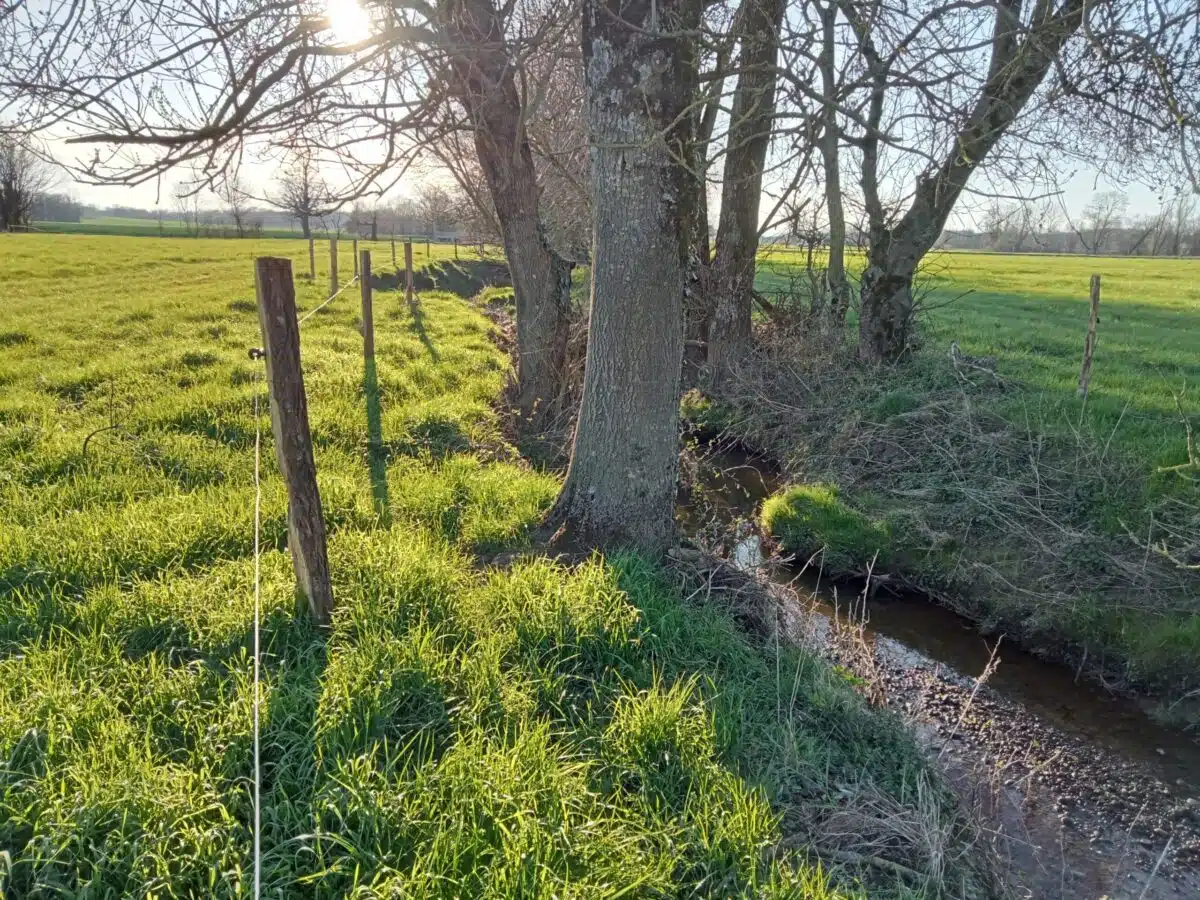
(549, 0, 698, 553)
(439, 0, 572, 427)
(858, 238, 920, 362)
(707, 0, 785, 387)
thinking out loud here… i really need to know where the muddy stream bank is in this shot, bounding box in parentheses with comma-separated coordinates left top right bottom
(679, 446, 1200, 899)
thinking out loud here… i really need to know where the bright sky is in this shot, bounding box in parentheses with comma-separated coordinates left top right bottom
(47, 0, 1171, 228)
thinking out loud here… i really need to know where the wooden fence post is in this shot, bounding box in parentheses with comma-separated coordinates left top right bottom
(391, 237, 397, 268)
(1077, 274, 1101, 398)
(404, 241, 414, 305)
(425, 239, 431, 259)
(253, 257, 334, 624)
(352, 238, 359, 276)
(308, 237, 315, 280)
(328, 238, 338, 296)
(454, 238, 458, 260)
(360, 249, 374, 360)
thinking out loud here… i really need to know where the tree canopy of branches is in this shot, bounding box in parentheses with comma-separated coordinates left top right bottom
(763, 0, 1200, 361)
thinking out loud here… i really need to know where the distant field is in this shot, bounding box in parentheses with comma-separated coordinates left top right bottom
(35, 215, 301, 238)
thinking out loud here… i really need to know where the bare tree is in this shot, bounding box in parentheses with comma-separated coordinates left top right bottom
(320, 207, 345, 239)
(1075, 190, 1128, 254)
(982, 202, 1011, 250)
(385, 197, 422, 237)
(815, 0, 849, 329)
(348, 202, 381, 240)
(549, 0, 700, 553)
(1009, 200, 1042, 252)
(172, 181, 201, 237)
(415, 182, 457, 234)
(220, 176, 251, 238)
(432, 0, 577, 427)
(708, 0, 786, 385)
(1168, 192, 1198, 257)
(272, 152, 328, 239)
(0, 133, 56, 230)
(1030, 199, 1062, 249)
(1125, 204, 1173, 256)
(789, 0, 1200, 361)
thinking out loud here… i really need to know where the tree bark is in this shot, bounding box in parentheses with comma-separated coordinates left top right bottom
(299, 212, 311, 240)
(549, 0, 698, 554)
(438, 0, 572, 428)
(858, 242, 920, 363)
(708, 0, 785, 386)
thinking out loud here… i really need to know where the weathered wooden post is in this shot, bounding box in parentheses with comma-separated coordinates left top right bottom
(352, 238, 359, 276)
(253, 257, 334, 625)
(308, 237, 315, 280)
(391, 237, 397, 268)
(425, 239, 431, 259)
(1077, 274, 1101, 398)
(360, 250, 374, 360)
(404, 241, 414, 305)
(328, 238, 338, 296)
(454, 238, 458, 260)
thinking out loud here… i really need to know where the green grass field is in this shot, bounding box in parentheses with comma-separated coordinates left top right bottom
(0, 234, 976, 897)
(751, 248, 1200, 699)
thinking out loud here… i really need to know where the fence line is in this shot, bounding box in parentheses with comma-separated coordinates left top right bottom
(298, 274, 360, 326)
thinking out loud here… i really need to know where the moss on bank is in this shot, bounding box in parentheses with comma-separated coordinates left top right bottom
(761, 484, 893, 575)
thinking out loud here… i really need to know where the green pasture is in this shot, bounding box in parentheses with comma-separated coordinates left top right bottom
(0, 234, 969, 898)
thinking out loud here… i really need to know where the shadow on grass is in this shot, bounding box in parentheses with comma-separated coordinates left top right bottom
(370, 269, 435, 294)
(406, 298, 440, 363)
(257, 618, 330, 810)
(371, 260, 511, 299)
(363, 356, 391, 524)
(429, 259, 511, 297)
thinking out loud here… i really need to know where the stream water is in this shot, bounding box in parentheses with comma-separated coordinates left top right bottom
(679, 446, 1200, 794)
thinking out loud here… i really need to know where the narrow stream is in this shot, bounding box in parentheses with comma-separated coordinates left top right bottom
(678, 446, 1200, 794)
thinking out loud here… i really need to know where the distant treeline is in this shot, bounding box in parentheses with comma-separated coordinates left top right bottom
(32, 195, 467, 242)
(936, 228, 1200, 257)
